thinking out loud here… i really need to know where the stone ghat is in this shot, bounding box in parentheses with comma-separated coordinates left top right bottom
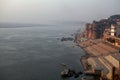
(77, 39, 118, 56)
(78, 39, 120, 79)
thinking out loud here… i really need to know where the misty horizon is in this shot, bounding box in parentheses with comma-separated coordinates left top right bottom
(0, 0, 120, 24)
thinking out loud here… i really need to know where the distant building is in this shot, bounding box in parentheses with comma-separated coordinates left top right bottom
(85, 23, 96, 39)
(85, 23, 93, 39)
(116, 19, 120, 26)
(116, 25, 120, 38)
(110, 24, 116, 36)
(103, 28, 110, 40)
(83, 15, 120, 40)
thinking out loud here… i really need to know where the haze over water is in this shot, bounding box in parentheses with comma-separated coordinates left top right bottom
(0, 0, 120, 80)
(0, 25, 85, 80)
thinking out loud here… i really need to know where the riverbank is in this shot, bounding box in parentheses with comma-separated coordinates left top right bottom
(76, 38, 120, 80)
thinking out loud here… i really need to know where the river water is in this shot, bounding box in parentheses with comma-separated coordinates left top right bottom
(0, 25, 84, 80)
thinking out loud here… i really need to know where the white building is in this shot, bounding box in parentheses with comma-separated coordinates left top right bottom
(110, 25, 115, 36)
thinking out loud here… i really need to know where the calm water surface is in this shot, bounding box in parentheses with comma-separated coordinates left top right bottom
(0, 26, 84, 80)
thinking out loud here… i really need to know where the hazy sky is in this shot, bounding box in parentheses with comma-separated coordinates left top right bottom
(0, 0, 120, 23)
